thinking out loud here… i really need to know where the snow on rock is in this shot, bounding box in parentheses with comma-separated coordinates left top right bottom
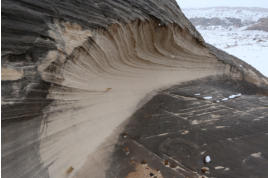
(192, 120, 200, 125)
(215, 166, 225, 170)
(229, 93, 242, 99)
(250, 152, 262, 158)
(204, 155, 212, 163)
(203, 96, 213, 100)
(216, 126, 228, 129)
(224, 168, 230, 171)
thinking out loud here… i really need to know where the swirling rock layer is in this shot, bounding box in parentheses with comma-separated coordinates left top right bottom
(2, 0, 268, 178)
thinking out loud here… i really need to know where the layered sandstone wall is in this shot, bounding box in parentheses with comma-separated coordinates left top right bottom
(2, 0, 268, 178)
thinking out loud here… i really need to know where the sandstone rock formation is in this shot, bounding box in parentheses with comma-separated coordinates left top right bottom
(2, 0, 268, 178)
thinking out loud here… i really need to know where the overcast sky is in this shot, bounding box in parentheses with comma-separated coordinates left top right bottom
(177, 0, 268, 9)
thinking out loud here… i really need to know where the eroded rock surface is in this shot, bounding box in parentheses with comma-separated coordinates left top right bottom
(108, 76, 268, 178)
(2, 0, 268, 178)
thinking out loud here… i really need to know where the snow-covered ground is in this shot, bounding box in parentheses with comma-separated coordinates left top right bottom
(182, 7, 268, 77)
(199, 27, 268, 77)
(183, 7, 268, 22)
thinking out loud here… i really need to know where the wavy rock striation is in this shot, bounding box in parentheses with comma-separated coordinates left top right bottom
(2, 0, 268, 178)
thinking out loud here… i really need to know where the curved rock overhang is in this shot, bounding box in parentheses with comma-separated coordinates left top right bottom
(1, 0, 268, 178)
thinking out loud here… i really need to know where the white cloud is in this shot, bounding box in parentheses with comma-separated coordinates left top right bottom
(177, 0, 268, 8)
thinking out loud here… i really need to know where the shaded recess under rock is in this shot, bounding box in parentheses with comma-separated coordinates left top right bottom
(1, 0, 268, 178)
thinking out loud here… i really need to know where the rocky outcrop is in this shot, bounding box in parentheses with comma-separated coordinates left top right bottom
(247, 17, 268, 32)
(2, 0, 268, 178)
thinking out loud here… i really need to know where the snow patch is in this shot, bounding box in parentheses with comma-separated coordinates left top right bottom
(229, 93, 242, 99)
(191, 120, 199, 125)
(251, 152, 262, 158)
(205, 155, 212, 163)
(224, 167, 230, 171)
(216, 126, 227, 129)
(215, 166, 225, 170)
(203, 96, 213, 100)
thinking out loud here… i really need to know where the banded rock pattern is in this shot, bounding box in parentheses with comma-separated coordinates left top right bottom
(2, 0, 268, 178)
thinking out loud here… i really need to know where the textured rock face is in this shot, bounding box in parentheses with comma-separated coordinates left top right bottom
(1, 0, 268, 178)
(108, 77, 268, 178)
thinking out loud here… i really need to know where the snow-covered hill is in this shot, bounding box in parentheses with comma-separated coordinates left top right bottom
(182, 7, 268, 77)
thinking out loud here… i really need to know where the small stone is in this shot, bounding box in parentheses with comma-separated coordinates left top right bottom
(130, 160, 136, 165)
(66, 166, 74, 174)
(141, 160, 147, 165)
(181, 130, 189, 135)
(122, 133, 128, 138)
(201, 167, 209, 173)
(124, 146, 130, 155)
(105, 88, 112, 92)
(164, 160, 169, 166)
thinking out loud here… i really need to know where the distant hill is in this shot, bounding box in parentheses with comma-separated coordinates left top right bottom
(183, 7, 268, 31)
(247, 17, 268, 32)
